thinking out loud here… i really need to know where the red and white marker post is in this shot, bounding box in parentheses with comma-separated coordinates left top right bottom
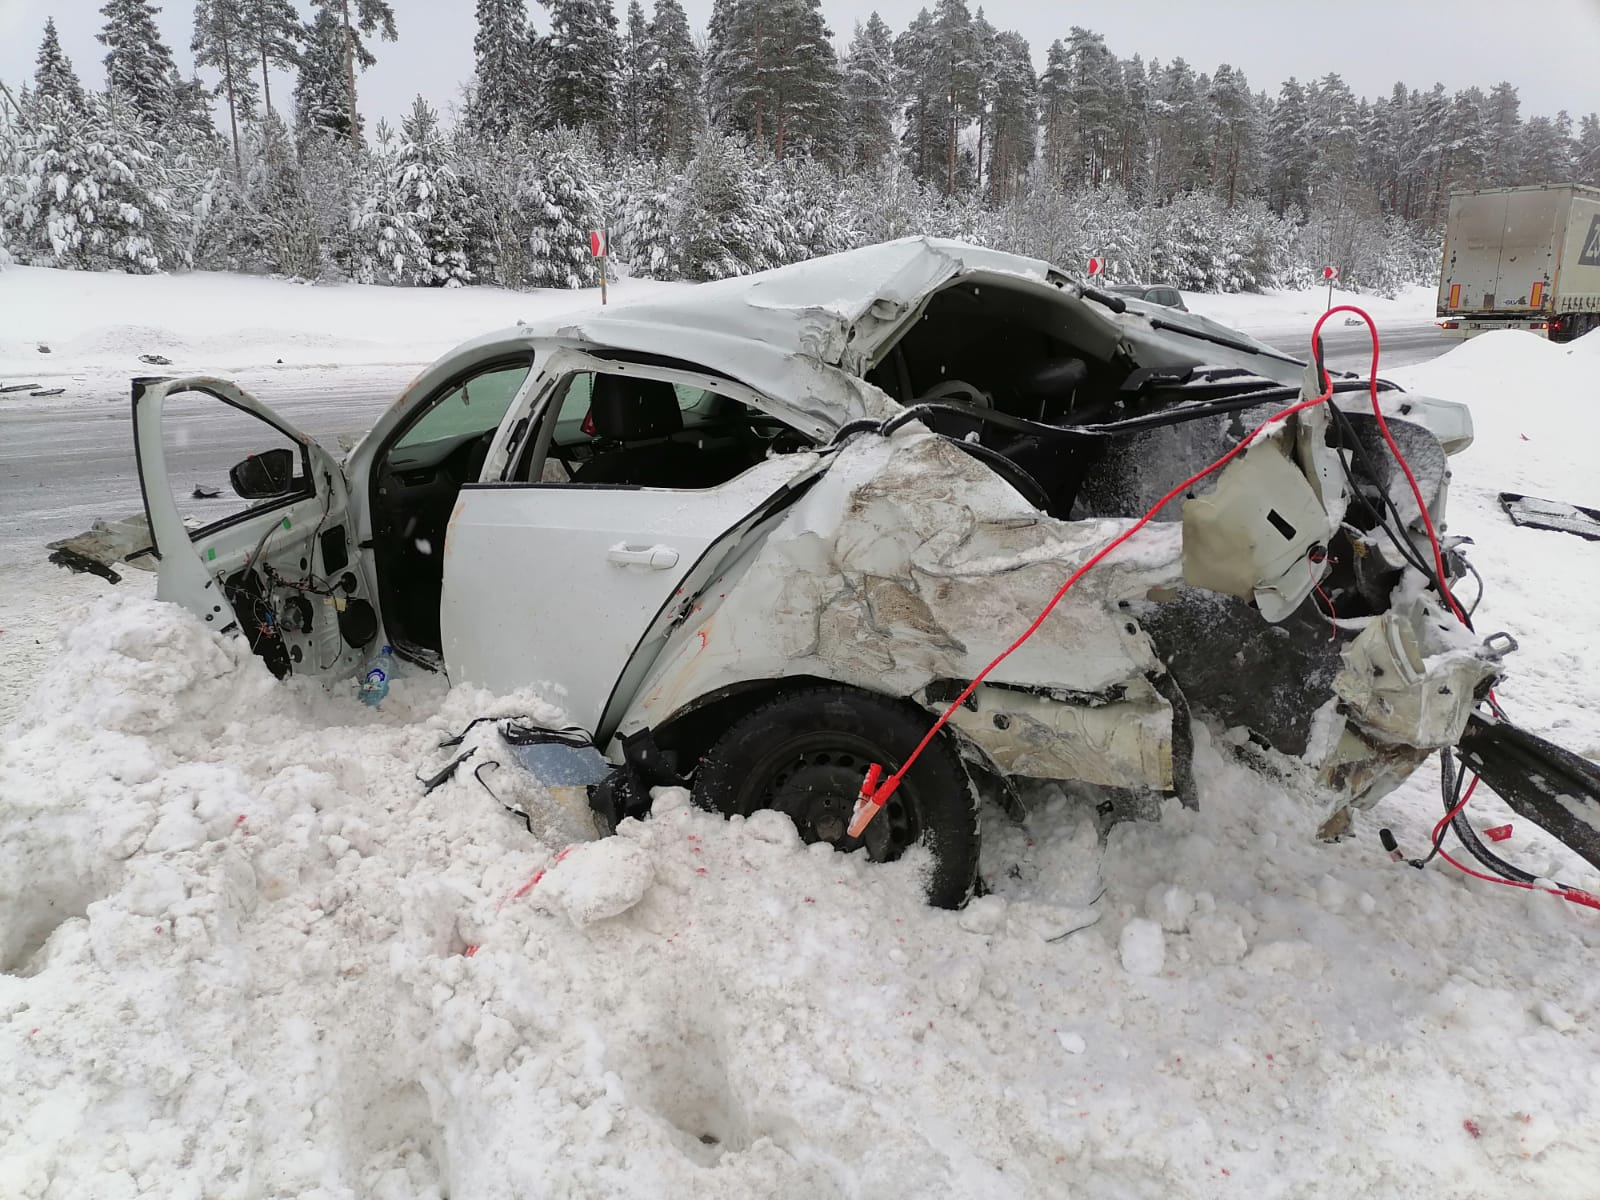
(1323, 264, 1339, 311)
(590, 229, 609, 304)
(1087, 256, 1105, 278)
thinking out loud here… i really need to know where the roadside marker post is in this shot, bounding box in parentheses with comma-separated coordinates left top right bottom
(1323, 264, 1340, 311)
(591, 229, 609, 305)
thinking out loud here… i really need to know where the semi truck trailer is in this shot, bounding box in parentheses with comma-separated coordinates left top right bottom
(1437, 183, 1600, 342)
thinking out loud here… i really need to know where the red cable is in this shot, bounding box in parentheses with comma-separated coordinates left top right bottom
(849, 310, 1354, 837)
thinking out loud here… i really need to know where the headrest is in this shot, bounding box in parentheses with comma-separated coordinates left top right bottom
(589, 374, 683, 441)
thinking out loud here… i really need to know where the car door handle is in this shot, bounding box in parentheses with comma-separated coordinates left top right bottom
(606, 543, 680, 569)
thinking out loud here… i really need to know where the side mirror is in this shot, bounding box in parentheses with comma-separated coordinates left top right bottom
(230, 447, 296, 499)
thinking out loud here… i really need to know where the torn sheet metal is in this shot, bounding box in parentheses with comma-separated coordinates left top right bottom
(47, 515, 160, 581)
(621, 430, 1186, 790)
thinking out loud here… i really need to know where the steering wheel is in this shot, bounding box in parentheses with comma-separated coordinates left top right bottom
(944, 437, 1052, 514)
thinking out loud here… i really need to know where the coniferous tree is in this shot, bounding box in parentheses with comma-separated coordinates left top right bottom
(1576, 113, 1600, 187)
(644, 0, 703, 163)
(1208, 64, 1254, 207)
(1266, 77, 1312, 214)
(1481, 81, 1523, 186)
(711, 0, 846, 162)
(671, 132, 779, 279)
(241, 0, 302, 117)
(1116, 55, 1152, 197)
(98, 0, 181, 127)
(309, 0, 397, 148)
(538, 0, 624, 148)
(1519, 111, 1573, 183)
(296, 8, 356, 142)
(842, 14, 896, 172)
(930, 0, 981, 192)
(470, 0, 533, 141)
(896, 9, 947, 186)
(194, 0, 261, 178)
(4, 92, 172, 271)
(34, 19, 85, 111)
(985, 30, 1035, 204)
(620, 1, 651, 158)
(1038, 40, 1072, 187)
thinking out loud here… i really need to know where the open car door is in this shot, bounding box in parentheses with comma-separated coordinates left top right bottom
(130, 376, 379, 679)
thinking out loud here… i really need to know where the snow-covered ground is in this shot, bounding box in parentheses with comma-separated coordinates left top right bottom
(3, 268, 1599, 1198)
(0, 265, 681, 403)
(1186, 282, 1437, 338)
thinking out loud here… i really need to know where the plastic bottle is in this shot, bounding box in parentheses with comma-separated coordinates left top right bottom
(359, 644, 394, 707)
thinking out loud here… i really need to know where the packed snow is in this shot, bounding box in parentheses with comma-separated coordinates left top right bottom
(3, 288, 1600, 1197)
(0, 264, 681, 395)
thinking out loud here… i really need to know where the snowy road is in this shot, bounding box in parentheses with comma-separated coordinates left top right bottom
(0, 365, 420, 548)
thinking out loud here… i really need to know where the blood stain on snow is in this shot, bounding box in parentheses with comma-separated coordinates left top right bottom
(1463, 1119, 1482, 1139)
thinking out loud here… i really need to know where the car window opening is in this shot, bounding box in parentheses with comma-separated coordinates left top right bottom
(521, 370, 816, 489)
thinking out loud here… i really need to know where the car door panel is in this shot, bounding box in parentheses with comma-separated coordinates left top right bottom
(132, 376, 377, 679)
(439, 456, 818, 732)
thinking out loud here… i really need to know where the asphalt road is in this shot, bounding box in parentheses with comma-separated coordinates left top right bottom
(0, 318, 1451, 551)
(1287, 320, 1447, 373)
(0, 366, 421, 549)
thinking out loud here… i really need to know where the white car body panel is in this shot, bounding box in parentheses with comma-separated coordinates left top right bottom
(131, 376, 374, 679)
(441, 454, 820, 728)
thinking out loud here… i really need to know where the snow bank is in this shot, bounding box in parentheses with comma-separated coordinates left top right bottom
(3, 285, 1600, 1199)
(1389, 329, 1600, 739)
(0, 265, 681, 384)
(3, 588, 1599, 1197)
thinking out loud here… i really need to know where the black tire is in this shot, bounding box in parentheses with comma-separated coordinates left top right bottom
(693, 686, 980, 908)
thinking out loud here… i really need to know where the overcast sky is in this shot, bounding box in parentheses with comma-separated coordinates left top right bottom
(3, 0, 1597, 128)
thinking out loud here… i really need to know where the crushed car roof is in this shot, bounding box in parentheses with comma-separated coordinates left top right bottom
(447, 239, 1073, 435)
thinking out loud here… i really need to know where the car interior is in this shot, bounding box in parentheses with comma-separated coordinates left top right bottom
(863, 277, 1279, 522)
(369, 357, 533, 659)
(509, 368, 816, 488)
(371, 358, 818, 660)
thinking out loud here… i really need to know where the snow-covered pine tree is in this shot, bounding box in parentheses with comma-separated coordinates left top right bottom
(517, 127, 606, 287)
(537, 0, 623, 149)
(702, 0, 738, 129)
(619, 1, 650, 158)
(296, 8, 356, 142)
(469, 0, 533, 142)
(1265, 77, 1312, 214)
(711, 0, 846, 163)
(670, 132, 780, 280)
(1115, 54, 1151, 198)
(394, 97, 473, 286)
(352, 121, 422, 282)
(643, 0, 702, 164)
(3, 92, 172, 272)
(1037, 39, 1072, 187)
(984, 30, 1035, 204)
(1481, 82, 1523, 187)
(611, 156, 675, 277)
(309, 0, 397, 148)
(194, 0, 263, 178)
(241, 0, 302, 117)
(34, 19, 85, 111)
(1576, 113, 1600, 187)
(1208, 64, 1255, 207)
(98, 0, 182, 128)
(842, 14, 896, 172)
(929, 0, 981, 193)
(1519, 112, 1573, 184)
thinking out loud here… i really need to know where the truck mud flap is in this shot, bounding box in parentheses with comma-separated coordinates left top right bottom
(1455, 713, 1600, 873)
(1499, 492, 1600, 542)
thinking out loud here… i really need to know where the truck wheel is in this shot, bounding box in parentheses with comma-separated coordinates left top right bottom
(693, 687, 980, 908)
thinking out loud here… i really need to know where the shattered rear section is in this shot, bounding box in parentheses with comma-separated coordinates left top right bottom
(626, 403, 1502, 814)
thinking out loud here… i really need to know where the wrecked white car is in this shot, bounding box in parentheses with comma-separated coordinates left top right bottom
(55, 239, 1600, 906)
